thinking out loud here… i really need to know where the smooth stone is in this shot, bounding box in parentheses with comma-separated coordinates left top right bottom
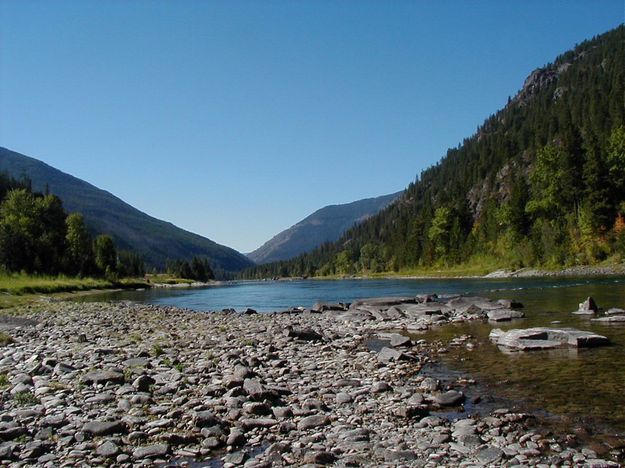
(303, 450, 336, 465)
(240, 418, 278, 430)
(297, 414, 330, 431)
(433, 390, 465, 406)
(371, 382, 391, 393)
(132, 443, 169, 459)
(336, 392, 353, 404)
(487, 309, 525, 321)
(272, 406, 293, 419)
(81, 370, 125, 385)
(83, 420, 125, 436)
(96, 441, 120, 458)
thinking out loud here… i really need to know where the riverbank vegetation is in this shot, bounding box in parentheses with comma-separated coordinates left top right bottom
(0, 173, 218, 296)
(241, 27, 625, 280)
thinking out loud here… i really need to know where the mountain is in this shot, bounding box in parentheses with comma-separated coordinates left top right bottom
(248, 191, 403, 264)
(0, 147, 254, 274)
(241, 26, 625, 278)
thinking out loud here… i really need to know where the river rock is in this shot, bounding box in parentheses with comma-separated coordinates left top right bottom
(432, 390, 465, 406)
(312, 302, 347, 312)
(96, 441, 120, 457)
(193, 411, 220, 428)
(591, 315, 625, 323)
(284, 326, 323, 341)
(487, 309, 525, 321)
(83, 420, 126, 436)
(133, 443, 169, 459)
(490, 327, 609, 350)
(297, 414, 330, 430)
(605, 308, 625, 316)
(133, 375, 156, 392)
(377, 346, 406, 363)
(573, 296, 599, 314)
(81, 370, 125, 385)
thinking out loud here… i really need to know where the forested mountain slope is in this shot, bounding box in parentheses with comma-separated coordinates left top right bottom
(0, 148, 253, 274)
(248, 191, 402, 264)
(242, 26, 625, 279)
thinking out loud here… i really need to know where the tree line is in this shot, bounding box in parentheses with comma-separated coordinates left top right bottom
(0, 173, 218, 282)
(241, 26, 625, 279)
(0, 174, 144, 278)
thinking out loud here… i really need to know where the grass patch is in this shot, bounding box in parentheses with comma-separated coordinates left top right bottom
(0, 273, 113, 295)
(13, 391, 38, 406)
(0, 373, 8, 388)
(0, 273, 151, 309)
(145, 274, 195, 285)
(152, 344, 165, 357)
(0, 331, 14, 346)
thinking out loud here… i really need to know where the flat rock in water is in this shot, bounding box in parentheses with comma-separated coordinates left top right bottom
(487, 309, 525, 322)
(606, 308, 625, 316)
(490, 327, 609, 350)
(591, 315, 625, 323)
(432, 390, 465, 406)
(389, 333, 412, 347)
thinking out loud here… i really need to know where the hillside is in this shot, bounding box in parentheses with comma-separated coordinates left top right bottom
(0, 148, 254, 274)
(241, 26, 625, 279)
(248, 191, 402, 264)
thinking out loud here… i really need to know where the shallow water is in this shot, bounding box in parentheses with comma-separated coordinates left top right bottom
(85, 276, 625, 437)
(420, 281, 625, 439)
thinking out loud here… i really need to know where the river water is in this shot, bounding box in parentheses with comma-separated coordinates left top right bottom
(86, 276, 625, 440)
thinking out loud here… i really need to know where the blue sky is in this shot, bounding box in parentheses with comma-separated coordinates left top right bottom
(1, 1, 622, 252)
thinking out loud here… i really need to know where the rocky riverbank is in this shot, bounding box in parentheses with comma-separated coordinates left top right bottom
(0, 300, 620, 467)
(483, 264, 625, 279)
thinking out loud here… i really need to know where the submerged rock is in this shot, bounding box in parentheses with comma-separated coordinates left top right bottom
(591, 315, 625, 323)
(489, 327, 609, 350)
(605, 308, 625, 316)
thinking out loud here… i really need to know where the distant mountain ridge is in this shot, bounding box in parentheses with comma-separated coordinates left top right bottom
(0, 147, 253, 274)
(248, 191, 403, 264)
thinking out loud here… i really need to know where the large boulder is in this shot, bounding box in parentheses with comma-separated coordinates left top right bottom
(489, 327, 609, 351)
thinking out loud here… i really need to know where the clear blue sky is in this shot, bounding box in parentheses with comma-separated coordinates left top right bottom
(1, 1, 622, 252)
